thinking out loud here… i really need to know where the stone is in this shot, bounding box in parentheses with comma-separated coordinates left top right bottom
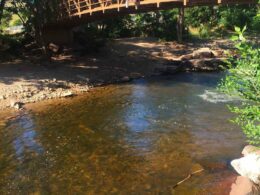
(229, 176, 255, 195)
(121, 76, 131, 82)
(155, 60, 183, 75)
(179, 54, 193, 61)
(231, 154, 260, 184)
(78, 86, 89, 92)
(242, 145, 260, 156)
(130, 72, 143, 79)
(187, 58, 225, 71)
(192, 48, 215, 59)
(61, 91, 73, 97)
(48, 43, 60, 53)
(10, 101, 23, 110)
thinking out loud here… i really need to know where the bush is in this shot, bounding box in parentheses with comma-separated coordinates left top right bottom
(219, 5, 258, 30)
(252, 13, 260, 32)
(198, 24, 211, 39)
(219, 26, 260, 145)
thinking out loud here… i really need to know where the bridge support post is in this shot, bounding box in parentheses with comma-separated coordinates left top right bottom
(177, 7, 184, 43)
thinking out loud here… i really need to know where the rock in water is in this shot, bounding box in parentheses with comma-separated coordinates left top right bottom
(231, 154, 260, 184)
(229, 176, 255, 195)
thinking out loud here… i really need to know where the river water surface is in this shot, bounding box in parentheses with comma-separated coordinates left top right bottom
(0, 72, 246, 194)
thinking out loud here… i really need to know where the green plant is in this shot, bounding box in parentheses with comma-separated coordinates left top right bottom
(198, 24, 211, 38)
(252, 11, 260, 32)
(219, 26, 260, 145)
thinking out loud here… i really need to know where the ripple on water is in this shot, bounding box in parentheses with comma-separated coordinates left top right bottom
(198, 90, 241, 103)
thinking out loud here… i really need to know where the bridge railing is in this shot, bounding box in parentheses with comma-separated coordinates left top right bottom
(62, 0, 183, 17)
(59, 0, 255, 19)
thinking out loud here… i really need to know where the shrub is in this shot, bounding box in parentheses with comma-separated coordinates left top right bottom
(219, 26, 260, 145)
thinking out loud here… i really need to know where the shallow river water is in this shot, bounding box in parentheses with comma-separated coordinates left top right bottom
(0, 72, 246, 194)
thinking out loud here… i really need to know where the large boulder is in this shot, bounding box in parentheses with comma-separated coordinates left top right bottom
(183, 58, 226, 71)
(179, 48, 216, 61)
(192, 48, 215, 59)
(231, 154, 260, 185)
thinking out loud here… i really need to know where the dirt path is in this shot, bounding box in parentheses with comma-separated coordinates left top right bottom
(0, 37, 232, 110)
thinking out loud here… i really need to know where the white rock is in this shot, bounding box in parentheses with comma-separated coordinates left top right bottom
(62, 91, 73, 97)
(10, 100, 22, 110)
(13, 103, 22, 110)
(231, 154, 260, 184)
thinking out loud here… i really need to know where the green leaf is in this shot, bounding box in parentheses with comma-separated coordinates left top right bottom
(234, 26, 241, 33)
(230, 35, 239, 41)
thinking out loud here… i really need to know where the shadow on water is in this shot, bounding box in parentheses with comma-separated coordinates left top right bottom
(0, 72, 246, 194)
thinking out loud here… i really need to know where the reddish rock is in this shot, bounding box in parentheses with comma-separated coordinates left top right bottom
(229, 176, 255, 195)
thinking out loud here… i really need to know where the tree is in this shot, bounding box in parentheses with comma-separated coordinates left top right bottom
(0, 0, 6, 25)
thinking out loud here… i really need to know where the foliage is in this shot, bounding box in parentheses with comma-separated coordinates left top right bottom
(252, 9, 260, 32)
(218, 5, 258, 30)
(132, 10, 180, 40)
(0, 0, 259, 54)
(219, 27, 260, 145)
(0, 9, 11, 31)
(73, 24, 106, 54)
(185, 6, 218, 28)
(185, 5, 259, 38)
(96, 10, 180, 41)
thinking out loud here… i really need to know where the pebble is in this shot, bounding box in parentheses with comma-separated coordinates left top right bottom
(0, 95, 5, 100)
(10, 101, 23, 110)
(61, 91, 74, 97)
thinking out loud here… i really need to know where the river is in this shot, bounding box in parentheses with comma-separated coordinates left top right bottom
(0, 72, 245, 194)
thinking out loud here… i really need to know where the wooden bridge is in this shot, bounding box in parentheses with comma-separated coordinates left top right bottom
(59, 0, 256, 23)
(43, 0, 257, 43)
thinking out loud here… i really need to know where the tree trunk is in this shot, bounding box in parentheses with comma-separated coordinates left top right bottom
(33, 0, 48, 55)
(177, 7, 184, 43)
(0, 0, 6, 25)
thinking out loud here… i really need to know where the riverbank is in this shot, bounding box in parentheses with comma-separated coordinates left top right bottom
(0, 37, 230, 110)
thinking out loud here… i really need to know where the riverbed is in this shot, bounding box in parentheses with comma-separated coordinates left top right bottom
(0, 72, 245, 194)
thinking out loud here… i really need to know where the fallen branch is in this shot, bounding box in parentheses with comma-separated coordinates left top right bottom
(172, 169, 204, 189)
